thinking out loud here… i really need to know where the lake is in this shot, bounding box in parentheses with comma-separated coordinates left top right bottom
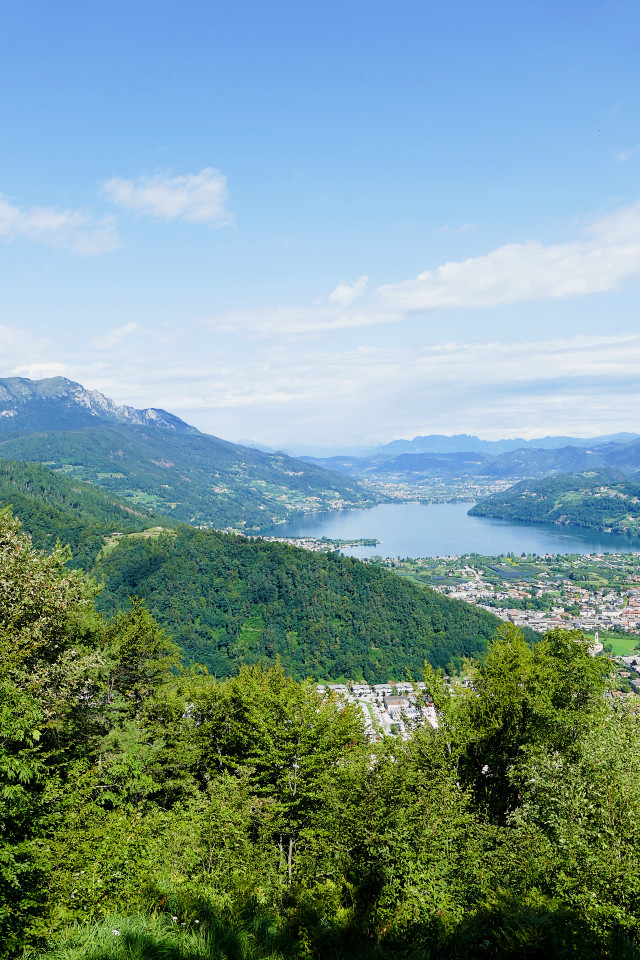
(271, 502, 640, 558)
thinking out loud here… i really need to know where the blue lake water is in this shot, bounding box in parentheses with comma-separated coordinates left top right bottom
(271, 502, 640, 559)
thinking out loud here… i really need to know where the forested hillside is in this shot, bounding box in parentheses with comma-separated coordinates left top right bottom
(93, 526, 502, 679)
(0, 377, 379, 531)
(470, 469, 640, 535)
(0, 424, 379, 531)
(0, 459, 166, 566)
(3, 510, 640, 960)
(0, 459, 503, 680)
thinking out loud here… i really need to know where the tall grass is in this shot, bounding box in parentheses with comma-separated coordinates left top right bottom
(32, 911, 285, 960)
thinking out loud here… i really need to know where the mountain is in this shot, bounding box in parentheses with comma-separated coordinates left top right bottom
(0, 375, 196, 435)
(479, 445, 610, 479)
(0, 464, 507, 680)
(368, 451, 493, 477)
(93, 523, 506, 679)
(469, 469, 640, 536)
(603, 438, 640, 473)
(304, 438, 640, 483)
(0, 377, 379, 531)
(368, 432, 640, 458)
(0, 458, 168, 567)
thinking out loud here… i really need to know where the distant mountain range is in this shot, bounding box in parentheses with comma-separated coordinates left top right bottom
(289, 432, 640, 460)
(303, 436, 640, 483)
(368, 432, 640, 457)
(5, 377, 640, 522)
(0, 377, 378, 531)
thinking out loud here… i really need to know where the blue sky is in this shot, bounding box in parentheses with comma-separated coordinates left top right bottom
(1, 0, 639, 450)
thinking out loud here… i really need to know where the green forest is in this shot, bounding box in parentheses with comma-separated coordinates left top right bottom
(470, 469, 640, 535)
(0, 460, 505, 681)
(93, 526, 503, 679)
(0, 459, 167, 567)
(4, 508, 640, 959)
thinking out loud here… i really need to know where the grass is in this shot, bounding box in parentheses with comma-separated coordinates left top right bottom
(97, 527, 175, 560)
(32, 904, 387, 960)
(584, 630, 640, 656)
(34, 912, 286, 960)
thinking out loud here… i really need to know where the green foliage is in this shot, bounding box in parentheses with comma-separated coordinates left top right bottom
(0, 676, 46, 955)
(35, 911, 280, 960)
(0, 512, 102, 952)
(0, 421, 377, 532)
(105, 598, 182, 718)
(470, 469, 640, 535)
(0, 507, 103, 697)
(191, 663, 367, 879)
(93, 526, 502, 679)
(0, 459, 163, 567)
(457, 624, 610, 820)
(6, 508, 640, 959)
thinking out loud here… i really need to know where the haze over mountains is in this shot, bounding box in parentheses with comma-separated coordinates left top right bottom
(303, 434, 640, 483)
(4, 377, 640, 518)
(0, 377, 377, 531)
(369, 432, 640, 457)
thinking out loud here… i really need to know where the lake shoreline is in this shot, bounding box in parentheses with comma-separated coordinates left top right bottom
(269, 501, 640, 559)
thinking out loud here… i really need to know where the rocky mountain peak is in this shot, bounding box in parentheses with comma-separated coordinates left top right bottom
(0, 376, 198, 435)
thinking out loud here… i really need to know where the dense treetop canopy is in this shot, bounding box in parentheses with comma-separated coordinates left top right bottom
(3, 508, 640, 959)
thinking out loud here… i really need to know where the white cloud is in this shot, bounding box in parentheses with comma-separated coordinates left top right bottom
(101, 168, 233, 226)
(0, 326, 60, 377)
(0, 196, 121, 254)
(10, 361, 70, 379)
(90, 323, 140, 351)
(437, 222, 478, 235)
(200, 199, 640, 338)
(5, 324, 639, 447)
(616, 146, 639, 162)
(202, 302, 396, 337)
(377, 200, 640, 313)
(329, 275, 368, 306)
(230, 332, 640, 444)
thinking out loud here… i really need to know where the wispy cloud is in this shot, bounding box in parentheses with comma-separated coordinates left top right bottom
(202, 302, 396, 337)
(377, 200, 640, 312)
(616, 146, 640, 163)
(437, 222, 478, 235)
(10, 361, 71, 380)
(101, 167, 234, 226)
(1, 325, 70, 383)
(32, 330, 640, 447)
(0, 196, 121, 255)
(329, 275, 368, 306)
(200, 199, 640, 338)
(209, 332, 640, 443)
(90, 323, 140, 351)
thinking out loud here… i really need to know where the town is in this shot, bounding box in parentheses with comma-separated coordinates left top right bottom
(317, 680, 438, 740)
(256, 534, 380, 551)
(367, 551, 640, 655)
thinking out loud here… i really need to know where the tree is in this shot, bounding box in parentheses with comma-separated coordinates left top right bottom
(0, 677, 45, 955)
(424, 624, 611, 822)
(105, 597, 181, 719)
(191, 662, 367, 882)
(0, 509, 104, 954)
